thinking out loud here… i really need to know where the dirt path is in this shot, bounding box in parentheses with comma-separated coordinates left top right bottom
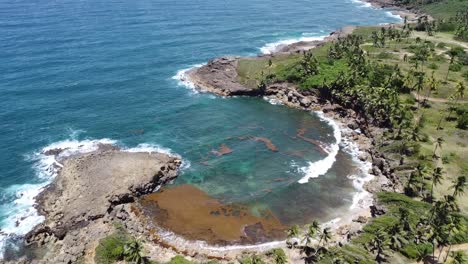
(412, 32, 468, 51)
(412, 92, 467, 104)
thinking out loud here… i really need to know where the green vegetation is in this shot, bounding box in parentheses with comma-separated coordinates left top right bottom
(94, 225, 149, 264)
(267, 248, 288, 264)
(167, 256, 196, 264)
(394, 0, 468, 19)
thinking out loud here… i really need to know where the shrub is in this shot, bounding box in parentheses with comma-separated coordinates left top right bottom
(94, 233, 130, 264)
(460, 53, 468, 66)
(428, 63, 439, 70)
(239, 255, 266, 264)
(449, 63, 462, 72)
(436, 42, 447, 48)
(168, 256, 196, 264)
(457, 113, 468, 129)
(463, 71, 468, 81)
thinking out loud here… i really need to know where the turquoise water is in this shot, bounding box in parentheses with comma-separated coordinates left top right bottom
(0, 0, 400, 255)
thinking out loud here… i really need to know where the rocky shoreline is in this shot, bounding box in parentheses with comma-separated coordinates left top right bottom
(10, 145, 181, 263)
(3, 1, 429, 263)
(172, 11, 415, 260)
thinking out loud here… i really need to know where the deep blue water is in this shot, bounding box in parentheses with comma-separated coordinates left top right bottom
(0, 0, 400, 255)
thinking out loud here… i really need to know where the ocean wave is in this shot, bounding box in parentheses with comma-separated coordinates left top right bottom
(385, 11, 402, 20)
(0, 136, 183, 259)
(156, 228, 285, 252)
(297, 111, 341, 184)
(259, 35, 327, 54)
(172, 64, 205, 93)
(350, 0, 373, 8)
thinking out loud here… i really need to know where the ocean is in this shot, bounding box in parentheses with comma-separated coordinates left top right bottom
(0, 0, 400, 256)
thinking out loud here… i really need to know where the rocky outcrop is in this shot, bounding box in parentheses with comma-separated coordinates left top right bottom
(23, 147, 181, 264)
(186, 56, 262, 96)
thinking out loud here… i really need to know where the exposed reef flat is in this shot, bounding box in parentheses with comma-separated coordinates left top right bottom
(138, 184, 286, 245)
(21, 145, 181, 263)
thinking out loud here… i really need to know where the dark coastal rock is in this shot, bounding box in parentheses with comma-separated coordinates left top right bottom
(372, 157, 386, 171)
(370, 204, 386, 218)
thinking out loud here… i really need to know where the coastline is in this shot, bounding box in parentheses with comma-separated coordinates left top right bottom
(0, 0, 431, 262)
(161, 1, 424, 257)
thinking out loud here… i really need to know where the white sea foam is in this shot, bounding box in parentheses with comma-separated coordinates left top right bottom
(351, 0, 373, 8)
(297, 111, 341, 184)
(262, 96, 283, 105)
(350, 0, 373, 8)
(385, 11, 403, 20)
(125, 143, 190, 171)
(340, 128, 374, 210)
(172, 64, 205, 93)
(156, 228, 285, 252)
(259, 35, 327, 54)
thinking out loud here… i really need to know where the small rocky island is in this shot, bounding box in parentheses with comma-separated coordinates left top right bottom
(22, 145, 181, 263)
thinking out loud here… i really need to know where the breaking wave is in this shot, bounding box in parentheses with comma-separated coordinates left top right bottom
(297, 111, 341, 184)
(259, 35, 327, 54)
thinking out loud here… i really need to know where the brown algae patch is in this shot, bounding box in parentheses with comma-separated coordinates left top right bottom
(238, 136, 278, 152)
(296, 128, 327, 155)
(210, 144, 234, 156)
(139, 185, 286, 245)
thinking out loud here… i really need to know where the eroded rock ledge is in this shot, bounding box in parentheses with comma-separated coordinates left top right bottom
(23, 146, 181, 263)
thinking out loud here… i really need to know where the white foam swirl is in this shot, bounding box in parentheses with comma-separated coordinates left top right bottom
(260, 35, 327, 54)
(172, 64, 205, 93)
(350, 0, 373, 8)
(298, 111, 341, 184)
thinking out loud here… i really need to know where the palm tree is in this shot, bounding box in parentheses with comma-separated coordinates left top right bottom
(406, 171, 422, 197)
(445, 47, 463, 81)
(399, 207, 412, 233)
(318, 227, 332, 247)
(388, 224, 408, 250)
(441, 215, 463, 262)
(415, 245, 432, 263)
(367, 230, 388, 264)
(432, 137, 444, 160)
(445, 82, 466, 122)
(414, 71, 426, 107)
(286, 225, 300, 248)
(442, 195, 460, 213)
(300, 245, 328, 264)
(123, 239, 146, 264)
(451, 176, 467, 198)
(424, 71, 438, 106)
(431, 167, 443, 201)
(303, 220, 320, 245)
